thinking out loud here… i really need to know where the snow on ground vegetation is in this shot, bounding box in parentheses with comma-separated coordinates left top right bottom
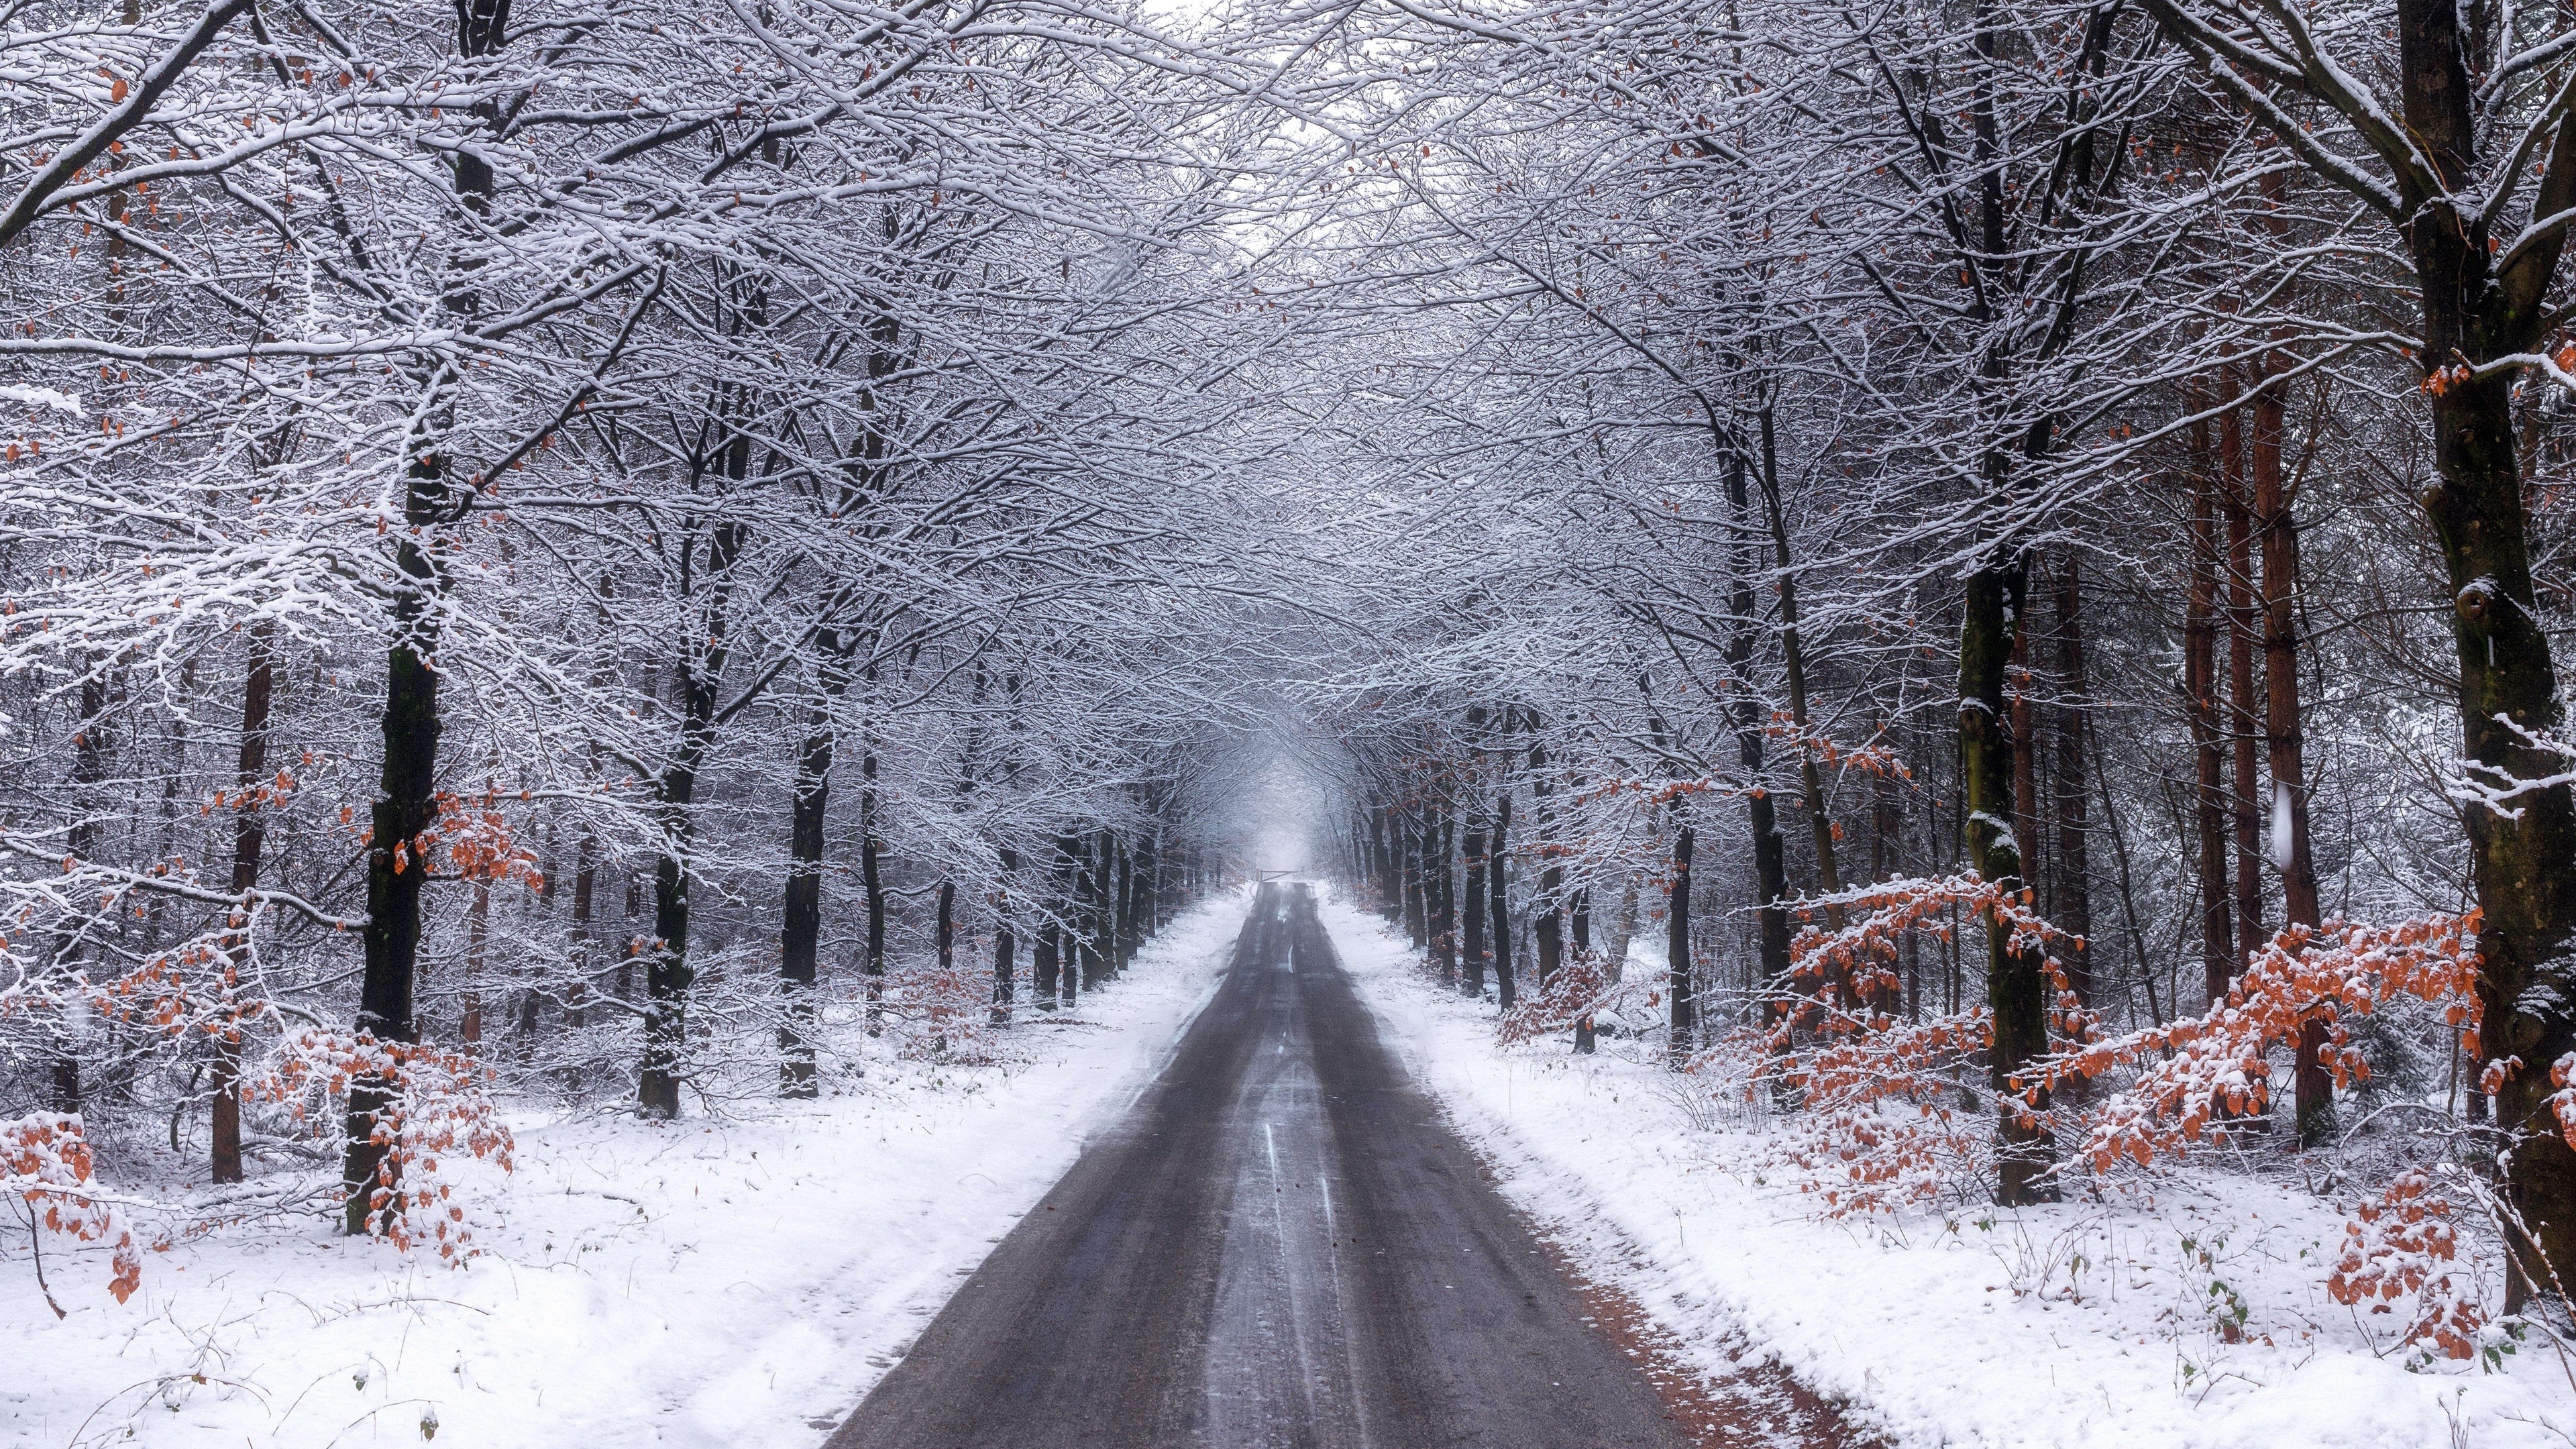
(1, 894, 1247, 1449)
(1319, 889, 2575, 1449)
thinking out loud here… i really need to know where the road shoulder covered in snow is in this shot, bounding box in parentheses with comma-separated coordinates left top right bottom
(1319, 890, 2573, 1449)
(3, 893, 1246, 1449)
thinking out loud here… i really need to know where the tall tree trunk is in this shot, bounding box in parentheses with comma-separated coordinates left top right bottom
(54, 665, 108, 1112)
(1085, 831, 1112, 989)
(1725, 451, 1794, 1008)
(566, 825, 592, 1089)
(1609, 875, 1635, 976)
(2254, 371, 2329, 1144)
(937, 880, 955, 972)
(1432, 814, 1457, 987)
(343, 455, 448, 1233)
(1403, 812, 1429, 948)
(1461, 815, 1487, 998)
(1489, 793, 1515, 1010)
(1666, 822, 1695, 1069)
(861, 745, 885, 1034)
(991, 848, 1018, 1026)
(1034, 917, 1060, 1013)
(1570, 886, 1595, 1055)
(1534, 756, 1563, 990)
(2184, 405, 2236, 1008)
(638, 521, 743, 1120)
(1059, 833, 1084, 1008)
(465, 877, 490, 1046)
(1758, 406, 1843, 924)
(212, 626, 274, 1185)
(2051, 555, 2094, 1009)
(2381, 0, 2576, 1307)
(2222, 389, 2265, 957)
(1368, 809, 1393, 918)
(1964, 553, 2057, 1205)
(2010, 616, 2042, 907)
(778, 674, 840, 1099)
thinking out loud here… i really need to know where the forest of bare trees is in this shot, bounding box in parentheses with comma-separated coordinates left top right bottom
(8, 0, 2576, 1415)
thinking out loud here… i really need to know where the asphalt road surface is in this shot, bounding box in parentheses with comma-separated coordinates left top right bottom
(826, 882, 1854, 1449)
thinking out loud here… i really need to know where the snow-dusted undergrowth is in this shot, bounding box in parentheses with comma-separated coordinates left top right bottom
(2, 892, 1247, 1449)
(1320, 890, 2575, 1449)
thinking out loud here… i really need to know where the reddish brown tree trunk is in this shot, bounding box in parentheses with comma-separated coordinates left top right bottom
(2255, 372, 2328, 1143)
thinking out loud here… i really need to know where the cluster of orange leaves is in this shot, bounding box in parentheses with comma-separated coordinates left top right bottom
(2019, 913, 2481, 1173)
(353, 790, 545, 887)
(2422, 362, 2475, 396)
(893, 960, 1003, 1064)
(1699, 873, 2082, 1214)
(415, 790, 545, 886)
(2326, 1169, 2483, 1358)
(1496, 949, 1625, 1047)
(2, 1113, 142, 1303)
(266, 1029, 516, 1259)
(1731, 887, 2497, 1357)
(1759, 712, 1912, 780)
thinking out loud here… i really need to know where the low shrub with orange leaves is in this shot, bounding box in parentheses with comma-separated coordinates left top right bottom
(890, 959, 1004, 1064)
(2, 1112, 142, 1307)
(1686, 872, 2082, 1214)
(2326, 1169, 2486, 1360)
(1497, 949, 1624, 1047)
(269, 1028, 516, 1258)
(1674, 877, 2501, 1358)
(2019, 913, 2481, 1175)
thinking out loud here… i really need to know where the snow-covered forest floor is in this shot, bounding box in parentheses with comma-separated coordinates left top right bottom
(1, 895, 1245, 1449)
(1319, 891, 2576, 1449)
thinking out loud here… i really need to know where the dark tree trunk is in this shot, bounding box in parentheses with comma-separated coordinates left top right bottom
(2051, 556, 2094, 1008)
(1059, 834, 1085, 1008)
(213, 626, 273, 1185)
(861, 746, 885, 1033)
(566, 826, 592, 1087)
(1119, 835, 1140, 969)
(54, 666, 109, 1112)
(2222, 390, 2265, 959)
(638, 521, 744, 1121)
(1489, 794, 1515, 1010)
(345, 0, 511, 1230)
(992, 847, 1018, 1026)
(1725, 451, 1794, 1005)
(1964, 555, 2057, 1205)
(1758, 407, 1844, 928)
(1461, 816, 1488, 998)
(937, 879, 955, 971)
(2383, 0, 2576, 1306)
(2184, 408, 2235, 1008)
(1432, 814, 1457, 987)
(1034, 920, 1060, 1012)
(1403, 813, 1429, 949)
(1666, 823, 1695, 1069)
(1570, 887, 1595, 1055)
(2253, 372, 2329, 1144)
(779, 674, 841, 1099)
(343, 455, 447, 1234)
(1368, 809, 1393, 918)
(1083, 832, 1110, 989)
(2010, 617, 2042, 910)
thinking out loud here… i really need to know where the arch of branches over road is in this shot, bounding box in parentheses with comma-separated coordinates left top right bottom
(5, 0, 2576, 1349)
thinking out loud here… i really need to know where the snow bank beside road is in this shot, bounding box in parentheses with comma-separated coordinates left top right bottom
(1320, 890, 2572, 1449)
(3, 892, 1246, 1449)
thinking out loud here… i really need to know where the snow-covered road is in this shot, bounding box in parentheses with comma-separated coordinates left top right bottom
(830, 881, 1859, 1448)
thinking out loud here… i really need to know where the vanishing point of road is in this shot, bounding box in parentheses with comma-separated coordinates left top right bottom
(825, 882, 1861, 1449)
